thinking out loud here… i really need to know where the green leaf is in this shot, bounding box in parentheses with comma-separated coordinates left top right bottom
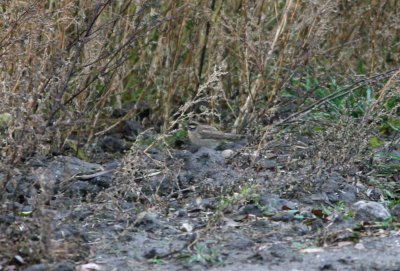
(281, 90, 295, 98)
(369, 136, 384, 148)
(0, 113, 11, 127)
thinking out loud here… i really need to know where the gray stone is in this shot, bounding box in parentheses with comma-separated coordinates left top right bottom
(259, 194, 298, 212)
(49, 262, 75, 271)
(339, 185, 357, 203)
(36, 156, 103, 184)
(24, 264, 48, 271)
(221, 149, 235, 159)
(353, 200, 391, 221)
(391, 204, 400, 218)
(100, 135, 125, 152)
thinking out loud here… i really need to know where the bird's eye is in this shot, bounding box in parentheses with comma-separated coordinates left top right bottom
(188, 122, 197, 131)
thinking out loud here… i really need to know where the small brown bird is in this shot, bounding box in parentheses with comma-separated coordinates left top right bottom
(187, 121, 244, 149)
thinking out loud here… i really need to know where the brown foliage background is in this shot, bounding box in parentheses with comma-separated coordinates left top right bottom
(0, 0, 399, 162)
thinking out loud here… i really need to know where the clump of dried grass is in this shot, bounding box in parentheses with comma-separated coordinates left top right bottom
(260, 74, 399, 197)
(110, 146, 183, 205)
(0, 0, 398, 165)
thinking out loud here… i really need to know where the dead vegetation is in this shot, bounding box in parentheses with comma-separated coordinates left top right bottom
(0, 0, 399, 269)
(1, 0, 399, 162)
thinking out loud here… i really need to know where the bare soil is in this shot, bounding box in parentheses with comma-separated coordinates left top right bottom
(1, 133, 399, 271)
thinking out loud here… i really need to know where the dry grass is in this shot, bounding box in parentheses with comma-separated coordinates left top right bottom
(0, 0, 398, 163)
(0, 0, 399, 267)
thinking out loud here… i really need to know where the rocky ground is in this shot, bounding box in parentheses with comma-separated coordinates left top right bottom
(1, 120, 399, 271)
